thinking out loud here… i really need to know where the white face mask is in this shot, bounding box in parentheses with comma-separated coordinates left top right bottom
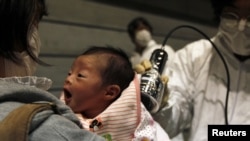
(29, 27, 41, 55)
(219, 17, 250, 56)
(23, 27, 41, 75)
(135, 29, 152, 47)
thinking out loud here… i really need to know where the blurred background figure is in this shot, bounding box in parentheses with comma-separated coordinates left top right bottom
(153, 0, 250, 141)
(127, 16, 175, 75)
(0, 0, 49, 77)
(128, 16, 182, 141)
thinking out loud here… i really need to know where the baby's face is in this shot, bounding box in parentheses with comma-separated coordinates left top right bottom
(63, 55, 107, 117)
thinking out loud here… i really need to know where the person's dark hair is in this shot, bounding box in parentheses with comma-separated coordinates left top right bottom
(210, 0, 235, 24)
(82, 46, 135, 92)
(127, 17, 153, 41)
(0, 0, 48, 65)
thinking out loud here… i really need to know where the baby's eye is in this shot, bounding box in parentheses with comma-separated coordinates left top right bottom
(77, 73, 84, 77)
(67, 72, 72, 76)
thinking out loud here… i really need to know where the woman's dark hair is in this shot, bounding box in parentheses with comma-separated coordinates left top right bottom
(210, 0, 235, 24)
(0, 0, 48, 65)
(127, 17, 153, 41)
(82, 46, 135, 92)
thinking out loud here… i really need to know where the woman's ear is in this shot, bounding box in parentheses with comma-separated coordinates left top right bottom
(105, 85, 121, 101)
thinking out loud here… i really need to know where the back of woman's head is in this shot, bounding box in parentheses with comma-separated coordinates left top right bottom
(82, 46, 135, 92)
(0, 0, 48, 64)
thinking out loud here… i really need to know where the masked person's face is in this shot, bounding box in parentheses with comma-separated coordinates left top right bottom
(135, 29, 152, 47)
(219, 0, 250, 56)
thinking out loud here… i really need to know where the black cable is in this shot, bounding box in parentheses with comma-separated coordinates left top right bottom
(161, 25, 230, 125)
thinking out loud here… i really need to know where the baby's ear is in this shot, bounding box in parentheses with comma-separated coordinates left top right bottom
(105, 85, 121, 101)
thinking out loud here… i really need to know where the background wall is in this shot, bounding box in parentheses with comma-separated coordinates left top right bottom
(34, 0, 217, 97)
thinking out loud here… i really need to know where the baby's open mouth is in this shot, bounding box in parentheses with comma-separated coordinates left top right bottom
(64, 89, 72, 98)
(63, 89, 72, 104)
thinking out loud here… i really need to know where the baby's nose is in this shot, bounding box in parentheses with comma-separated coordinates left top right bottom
(65, 76, 73, 85)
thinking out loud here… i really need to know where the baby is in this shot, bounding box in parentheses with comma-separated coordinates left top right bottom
(61, 46, 170, 141)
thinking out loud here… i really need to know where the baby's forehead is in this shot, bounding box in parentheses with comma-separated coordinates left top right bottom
(75, 54, 108, 69)
(78, 53, 110, 62)
(81, 53, 114, 62)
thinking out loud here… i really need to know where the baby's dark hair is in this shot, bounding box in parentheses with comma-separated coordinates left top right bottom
(0, 0, 48, 65)
(210, 0, 235, 24)
(127, 17, 153, 41)
(82, 46, 135, 92)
